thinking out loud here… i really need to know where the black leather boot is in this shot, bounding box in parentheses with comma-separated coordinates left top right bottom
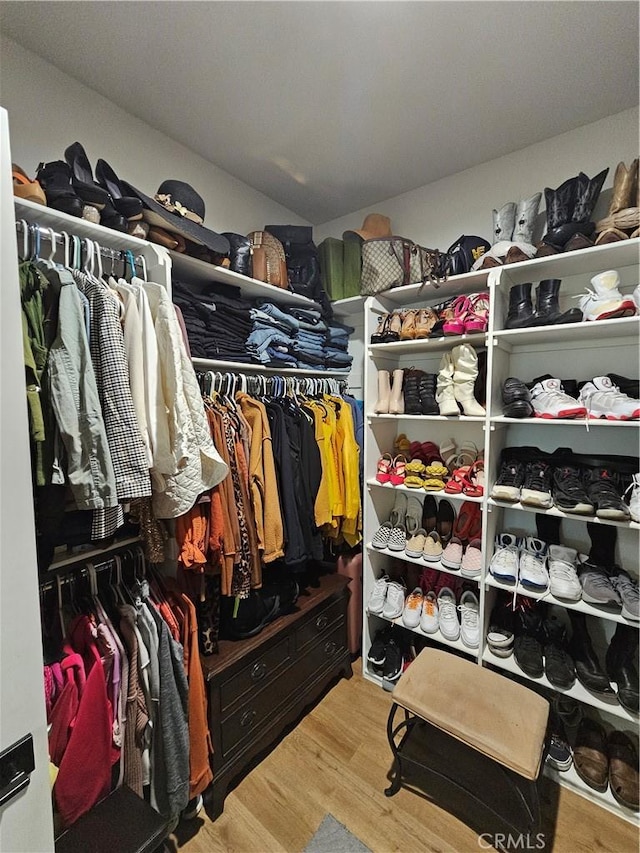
(531, 279, 583, 325)
(568, 611, 615, 695)
(572, 168, 609, 226)
(606, 624, 639, 713)
(403, 369, 423, 415)
(504, 283, 535, 329)
(541, 176, 578, 250)
(35, 160, 84, 218)
(418, 372, 439, 414)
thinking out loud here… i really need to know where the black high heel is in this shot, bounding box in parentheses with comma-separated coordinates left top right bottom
(95, 159, 143, 221)
(64, 142, 128, 232)
(35, 161, 84, 218)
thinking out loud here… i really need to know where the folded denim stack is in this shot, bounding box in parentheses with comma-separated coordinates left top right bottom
(247, 302, 300, 367)
(172, 280, 254, 361)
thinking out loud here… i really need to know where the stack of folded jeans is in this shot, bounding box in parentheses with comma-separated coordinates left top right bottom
(172, 280, 254, 361)
(247, 302, 300, 367)
(324, 320, 354, 371)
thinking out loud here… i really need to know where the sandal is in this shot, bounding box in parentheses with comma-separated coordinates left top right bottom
(371, 314, 390, 344)
(443, 295, 471, 336)
(463, 292, 490, 334)
(405, 474, 426, 489)
(421, 442, 444, 466)
(423, 477, 446, 491)
(415, 307, 439, 339)
(462, 460, 485, 497)
(389, 454, 408, 486)
(457, 441, 479, 468)
(376, 453, 393, 484)
(444, 467, 469, 494)
(439, 438, 458, 471)
(425, 462, 449, 479)
(382, 312, 402, 342)
(394, 433, 411, 455)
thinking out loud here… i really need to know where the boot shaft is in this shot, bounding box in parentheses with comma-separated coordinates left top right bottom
(374, 370, 391, 414)
(418, 372, 438, 415)
(572, 168, 609, 224)
(505, 283, 534, 329)
(389, 369, 405, 414)
(492, 201, 516, 244)
(513, 193, 542, 244)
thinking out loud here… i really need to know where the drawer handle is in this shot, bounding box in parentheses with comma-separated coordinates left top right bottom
(251, 662, 267, 682)
(316, 615, 329, 631)
(240, 710, 257, 728)
(324, 641, 337, 656)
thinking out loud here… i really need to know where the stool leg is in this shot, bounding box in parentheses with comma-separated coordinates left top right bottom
(384, 704, 415, 797)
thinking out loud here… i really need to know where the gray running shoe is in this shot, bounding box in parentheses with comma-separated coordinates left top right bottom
(578, 561, 621, 607)
(610, 570, 639, 621)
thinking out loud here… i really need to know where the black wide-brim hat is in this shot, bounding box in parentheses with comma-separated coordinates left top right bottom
(124, 178, 230, 255)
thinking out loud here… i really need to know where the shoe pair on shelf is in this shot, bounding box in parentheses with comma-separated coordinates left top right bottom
(502, 374, 640, 420)
(573, 719, 639, 809)
(489, 534, 550, 593)
(366, 625, 405, 683)
(372, 493, 461, 555)
(370, 308, 439, 343)
(402, 586, 479, 647)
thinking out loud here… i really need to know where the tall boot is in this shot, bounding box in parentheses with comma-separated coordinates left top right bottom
(596, 159, 639, 244)
(473, 349, 487, 407)
(563, 168, 610, 252)
(540, 176, 578, 250)
(504, 283, 535, 329)
(418, 372, 439, 415)
(513, 192, 542, 244)
(389, 369, 405, 414)
(492, 201, 516, 244)
(568, 611, 614, 695)
(605, 624, 639, 713)
(531, 279, 583, 326)
(451, 345, 485, 417)
(374, 370, 391, 414)
(402, 369, 422, 415)
(435, 352, 459, 417)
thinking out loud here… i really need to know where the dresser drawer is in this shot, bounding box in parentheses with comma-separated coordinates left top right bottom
(219, 635, 292, 714)
(296, 597, 344, 653)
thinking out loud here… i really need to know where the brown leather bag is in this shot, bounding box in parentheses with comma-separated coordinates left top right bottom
(248, 231, 289, 288)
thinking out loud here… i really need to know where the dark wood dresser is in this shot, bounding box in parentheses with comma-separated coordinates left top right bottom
(201, 572, 353, 818)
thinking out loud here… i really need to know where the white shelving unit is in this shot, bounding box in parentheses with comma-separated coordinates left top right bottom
(361, 240, 640, 825)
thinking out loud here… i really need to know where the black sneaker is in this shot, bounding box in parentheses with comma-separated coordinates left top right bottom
(521, 460, 553, 508)
(491, 458, 525, 502)
(584, 468, 631, 521)
(367, 626, 392, 667)
(513, 602, 544, 678)
(502, 377, 534, 418)
(546, 732, 573, 772)
(552, 465, 595, 515)
(542, 616, 576, 689)
(382, 637, 404, 682)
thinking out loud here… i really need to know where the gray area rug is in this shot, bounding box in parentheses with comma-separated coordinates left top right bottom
(304, 814, 372, 853)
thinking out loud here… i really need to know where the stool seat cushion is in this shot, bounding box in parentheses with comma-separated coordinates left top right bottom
(391, 648, 549, 780)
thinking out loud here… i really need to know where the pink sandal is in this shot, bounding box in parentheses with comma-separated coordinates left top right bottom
(462, 460, 485, 497)
(389, 454, 408, 486)
(443, 295, 471, 336)
(464, 292, 490, 334)
(376, 453, 393, 483)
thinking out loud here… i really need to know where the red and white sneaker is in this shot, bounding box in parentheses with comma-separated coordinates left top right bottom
(578, 270, 637, 321)
(530, 377, 587, 419)
(579, 376, 640, 420)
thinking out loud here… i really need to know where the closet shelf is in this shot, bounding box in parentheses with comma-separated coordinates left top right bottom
(169, 250, 317, 307)
(492, 316, 640, 347)
(366, 543, 481, 582)
(46, 536, 142, 573)
(487, 498, 640, 531)
(544, 763, 639, 827)
(191, 357, 350, 377)
(379, 269, 491, 305)
(490, 416, 640, 428)
(485, 575, 640, 628)
(481, 647, 636, 723)
(15, 198, 156, 253)
(367, 480, 484, 504)
(375, 612, 479, 659)
(369, 333, 486, 356)
(495, 237, 640, 286)
(331, 296, 365, 316)
(368, 413, 485, 423)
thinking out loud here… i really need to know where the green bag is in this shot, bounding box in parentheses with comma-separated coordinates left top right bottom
(319, 237, 344, 301)
(342, 236, 362, 299)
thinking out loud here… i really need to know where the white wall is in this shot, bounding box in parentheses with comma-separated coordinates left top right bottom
(315, 107, 639, 249)
(0, 36, 309, 235)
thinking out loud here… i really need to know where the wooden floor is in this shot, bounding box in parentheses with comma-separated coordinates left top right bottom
(170, 659, 638, 853)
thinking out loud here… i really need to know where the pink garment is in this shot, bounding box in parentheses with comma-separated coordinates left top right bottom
(48, 654, 85, 767)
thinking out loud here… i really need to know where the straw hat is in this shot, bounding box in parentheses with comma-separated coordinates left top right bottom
(343, 213, 393, 242)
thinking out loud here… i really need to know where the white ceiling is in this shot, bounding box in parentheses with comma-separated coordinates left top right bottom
(1, 1, 638, 224)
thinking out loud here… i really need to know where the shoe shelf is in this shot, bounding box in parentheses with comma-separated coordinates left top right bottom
(379, 269, 491, 306)
(495, 237, 640, 287)
(368, 414, 486, 423)
(544, 763, 639, 826)
(374, 612, 479, 659)
(191, 357, 350, 378)
(331, 295, 365, 317)
(492, 316, 640, 349)
(487, 498, 640, 531)
(369, 333, 486, 357)
(365, 543, 481, 584)
(482, 647, 637, 723)
(484, 575, 639, 628)
(168, 249, 318, 307)
(490, 416, 640, 428)
(367, 479, 484, 505)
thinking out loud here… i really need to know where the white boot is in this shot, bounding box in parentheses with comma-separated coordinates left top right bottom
(492, 202, 516, 244)
(513, 193, 542, 244)
(578, 270, 637, 321)
(389, 369, 405, 414)
(374, 370, 391, 414)
(436, 352, 459, 416)
(452, 344, 486, 417)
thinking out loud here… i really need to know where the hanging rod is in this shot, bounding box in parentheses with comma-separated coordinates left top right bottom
(15, 220, 145, 270)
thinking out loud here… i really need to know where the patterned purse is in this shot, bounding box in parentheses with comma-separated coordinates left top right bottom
(360, 237, 444, 296)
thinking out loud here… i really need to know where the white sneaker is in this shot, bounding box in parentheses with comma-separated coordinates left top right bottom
(382, 582, 406, 620)
(459, 590, 480, 649)
(489, 533, 519, 583)
(578, 269, 637, 321)
(548, 545, 582, 601)
(624, 473, 640, 522)
(367, 575, 389, 614)
(633, 284, 640, 312)
(420, 591, 439, 634)
(519, 537, 549, 591)
(437, 587, 460, 641)
(402, 587, 424, 628)
(579, 376, 640, 421)
(530, 378, 587, 419)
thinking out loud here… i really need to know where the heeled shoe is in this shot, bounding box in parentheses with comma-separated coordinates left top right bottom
(95, 158, 144, 220)
(12, 164, 46, 205)
(65, 142, 129, 232)
(35, 160, 84, 218)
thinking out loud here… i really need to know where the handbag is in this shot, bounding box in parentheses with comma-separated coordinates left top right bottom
(247, 231, 289, 289)
(360, 237, 444, 296)
(435, 235, 491, 278)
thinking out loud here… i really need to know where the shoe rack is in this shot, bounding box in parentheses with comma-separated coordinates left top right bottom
(361, 238, 640, 824)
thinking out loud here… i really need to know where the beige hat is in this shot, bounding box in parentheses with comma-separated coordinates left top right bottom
(343, 213, 393, 242)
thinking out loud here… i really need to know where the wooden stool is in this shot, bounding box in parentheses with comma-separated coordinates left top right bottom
(385, 648, 550, 835)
